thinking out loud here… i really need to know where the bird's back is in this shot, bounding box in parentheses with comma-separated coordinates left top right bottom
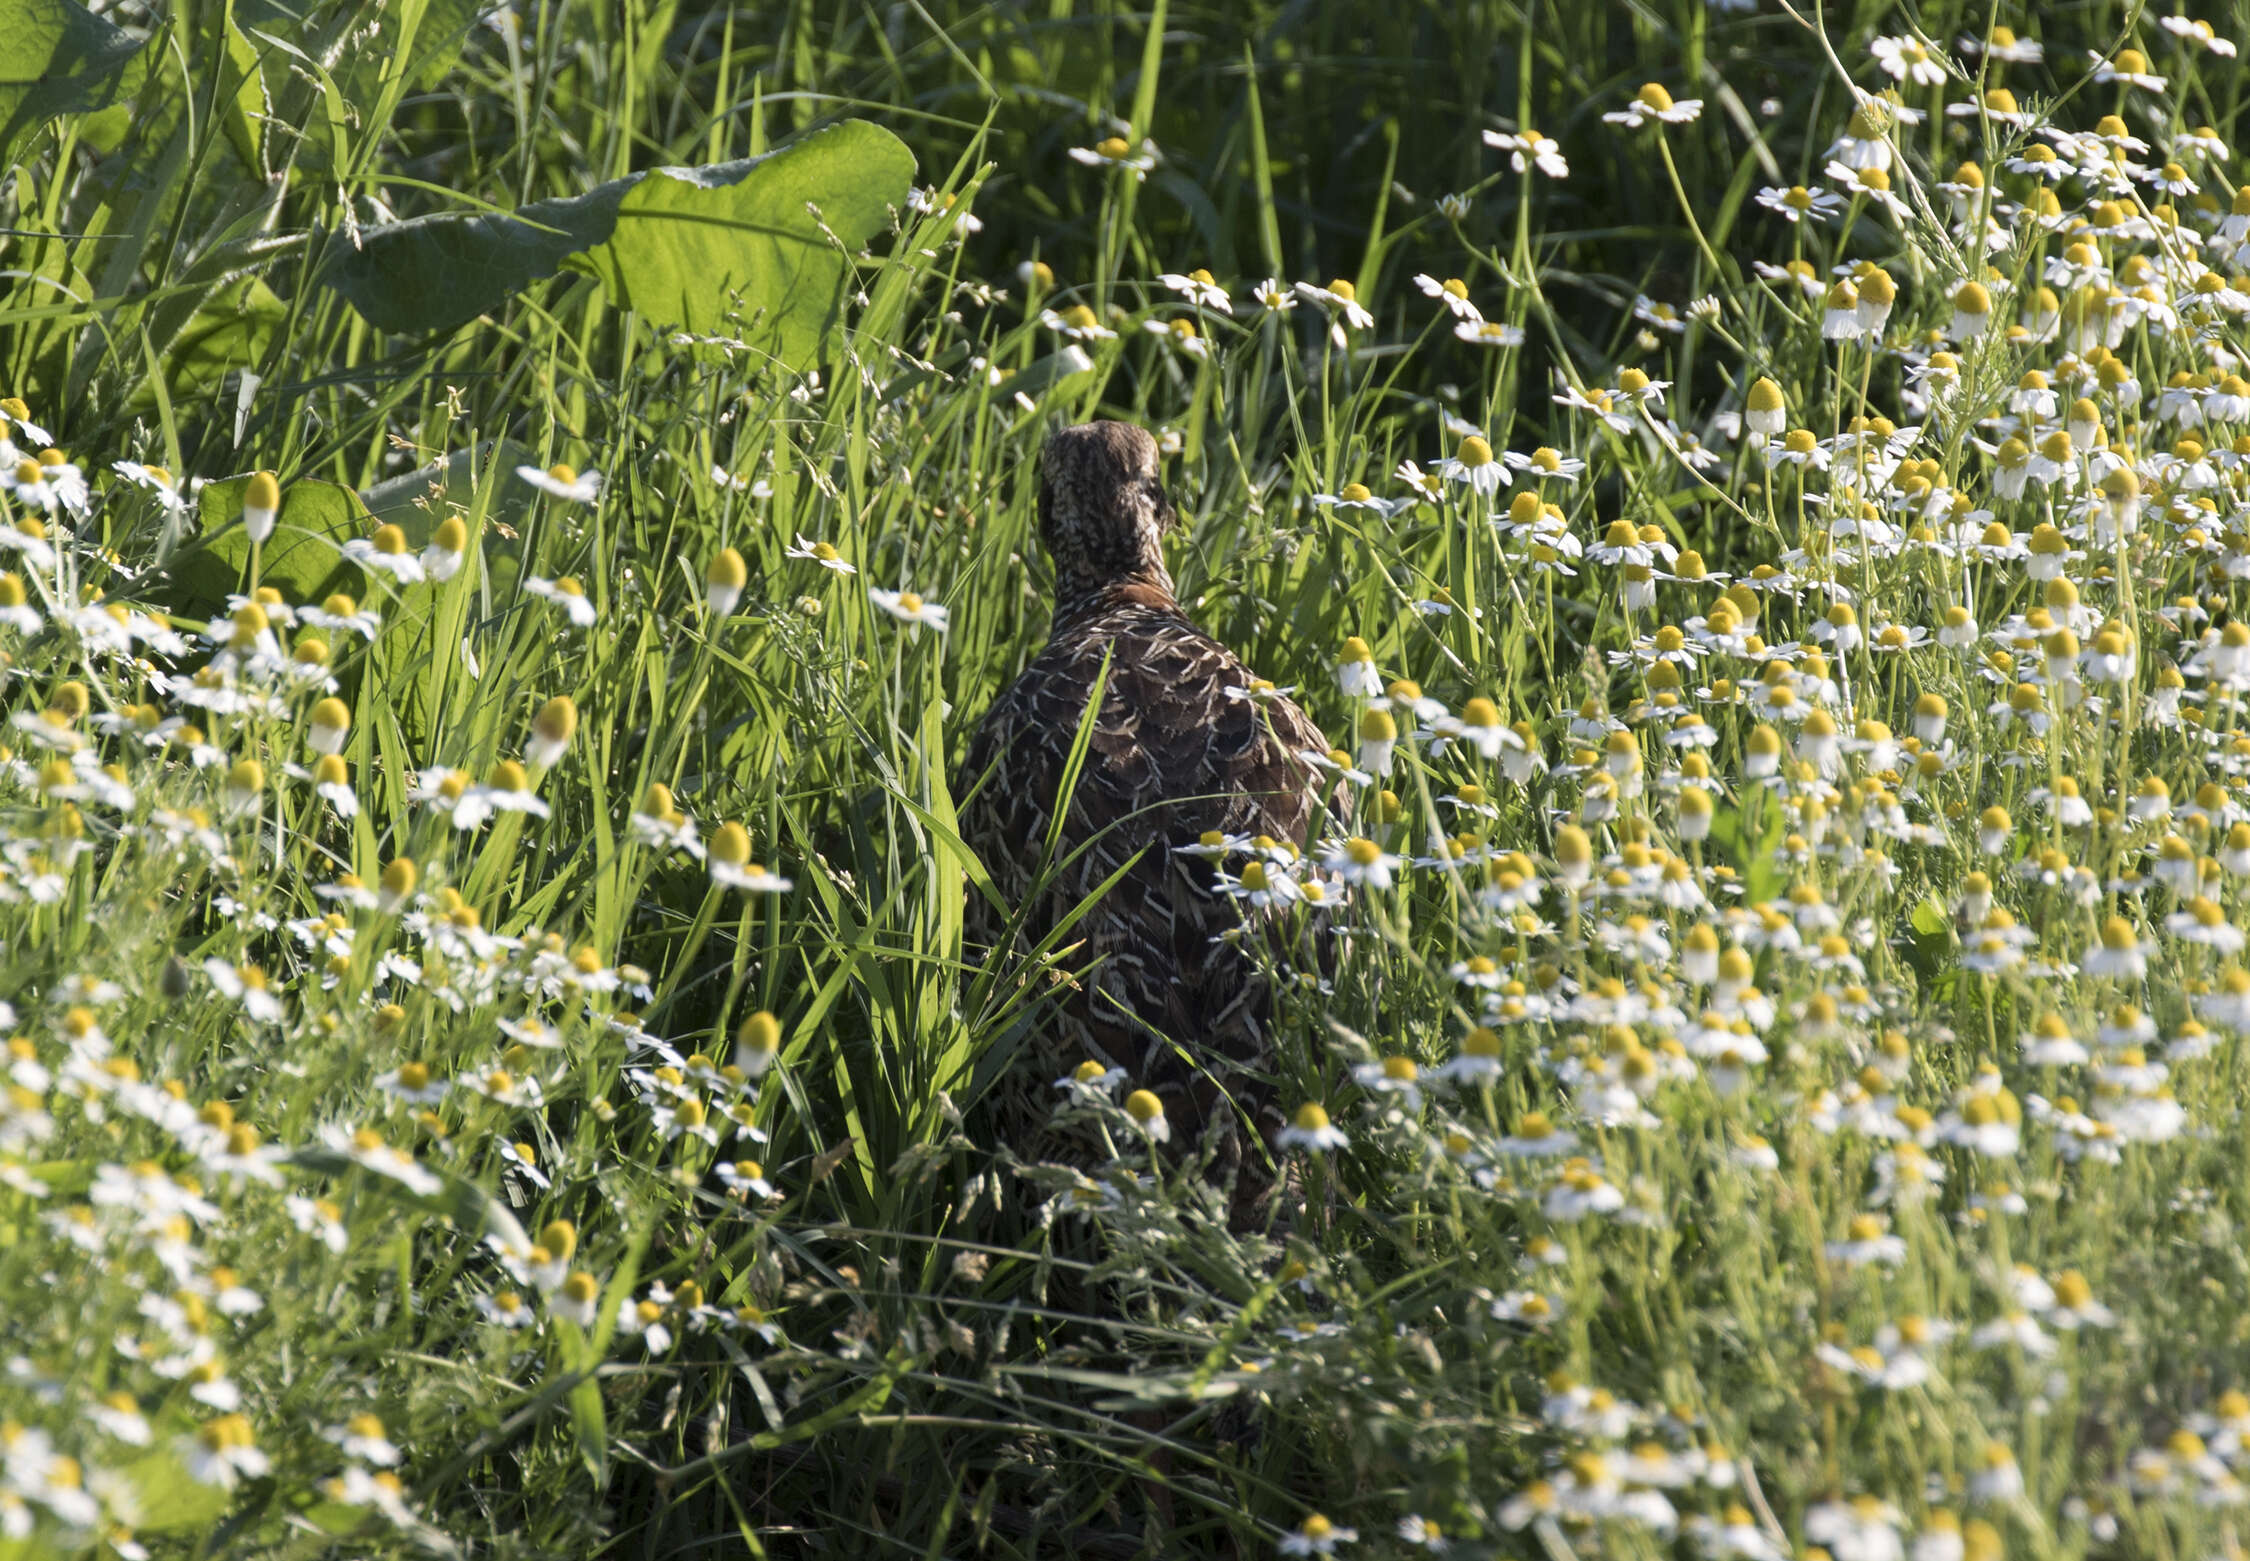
(961, 591, 1334, 1168)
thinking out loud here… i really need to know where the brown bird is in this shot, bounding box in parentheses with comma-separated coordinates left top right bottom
(959, 421, 1340, 1192)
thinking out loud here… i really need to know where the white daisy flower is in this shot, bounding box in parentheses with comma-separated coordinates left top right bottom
(524, 575, 598, 627)
(517, 462, 603, 502)
(786, 535, 857, 575)
(870, 586, 949, 632)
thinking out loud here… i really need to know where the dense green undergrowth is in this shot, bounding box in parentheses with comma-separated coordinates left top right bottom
(10, 0, 2250, 1557)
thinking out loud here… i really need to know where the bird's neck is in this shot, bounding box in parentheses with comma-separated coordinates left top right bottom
(1052, 562, 1179, 626)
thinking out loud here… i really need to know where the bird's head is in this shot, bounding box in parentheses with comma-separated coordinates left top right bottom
(1036, 421, 1177, 611)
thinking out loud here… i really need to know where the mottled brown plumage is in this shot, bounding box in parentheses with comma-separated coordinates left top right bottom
(960, 422, 1338, 1184)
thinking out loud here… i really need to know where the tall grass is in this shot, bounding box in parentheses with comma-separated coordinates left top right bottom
(6, 0, 2250, 1556)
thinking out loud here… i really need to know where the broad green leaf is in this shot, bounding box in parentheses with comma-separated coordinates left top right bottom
(323, 183, 636, 336)
(323, 121, 915, 369)
(1904, 894, 1956, 984)
(0, 0, 148, 155)
(118, 1444, 232, 1531)
(1911, 895, 1951, 939)
(128, 273, 285, 412)
(213, 5, 270, 172)
(571, 120, 915, 357)
(159, 474, 369, 616)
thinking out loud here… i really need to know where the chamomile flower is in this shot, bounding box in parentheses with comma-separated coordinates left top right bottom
(1756, 184, 1846, 225)
(1277, 1102, 1348, 1152)
(516, 462, 603, 502)
(786, 535, 856, 575)
(1295, 278, 1374, 348)
(1455, 319, 1526, 349)
(1157, 269, 1232, 311)
(1435, 436, 1508, 496)
(1413, 273, 1482, 321)
(870, 586, 949, 632)
(111, 459, 186, 513)
(343, 524, 429, 583)
(1067, 135, 1157, 178)
(706, 822, 792, 893)
(1322, 836, 1401, 889)
(181, 1415, 269, 1488)
(1123, 1088, 1170, 1143)
(1280, 1515, 1357, 1555)
(1437, 1026, 1506, 1084)
(1484, 126, 1569, 178)
(1604, 82, 1703, 128)
(1870, 34, 1948, 84)
(524, 575, 597, 627)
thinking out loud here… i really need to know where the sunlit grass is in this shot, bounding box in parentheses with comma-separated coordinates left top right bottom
(7, 0, 2250, 1556)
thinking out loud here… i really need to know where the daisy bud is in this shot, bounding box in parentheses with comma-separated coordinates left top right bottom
(710, 821, 751, 867)
(1913, 692, 1948, 743)
(1744, 723, 1782, 779)
(1282, 1102, 1343, 1152)
(1336, 635, 1381, 697)
(1553, 824, 1593, 888)
(423, 515, 469, 581)
(1821, 279, 1861, 339)
(735, 1010, 781, 1077)
(1978, 806, 2013, 855)
(528, 695, 578, 770)
(1677, 784, 1713, 843)
(229, 602, 268, 650)
(1357, 706, 1398, 776)
(1745, 377, 1786, 436)
(1124, 1088, 1170, 1142)
(2068, 398, 2103, 450)
(2099, 464, 2140, 528)
(1855, 266, 1896, 333)
(308, 697, 351, 757)
(225, 758, 264, 811)
(554, 1271, 600, 1327)
(243, 471, 280, 544)
(379, 856, 418, 914)
(707, 547, 747, 616)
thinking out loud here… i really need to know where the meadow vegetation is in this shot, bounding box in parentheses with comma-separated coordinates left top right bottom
(6, 0, 2250, 1556)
